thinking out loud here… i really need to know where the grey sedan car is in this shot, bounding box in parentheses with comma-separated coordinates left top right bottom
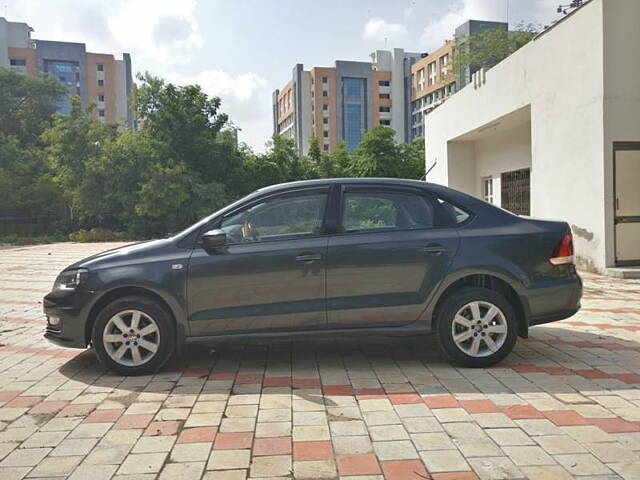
(44, 178, 582, 375)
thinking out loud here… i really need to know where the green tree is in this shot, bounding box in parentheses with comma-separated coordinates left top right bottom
(43, 97, 118, 223)
(330, 142, 351, 177)
(0, 69, 65, 144)
(0, 69, 67, 225)
(398, 137, 426, 180)
(135, 73, 231, 183)
(349, 126, 403, 177)
(452, 23, 538, 79)
(307, 136, 322, 164)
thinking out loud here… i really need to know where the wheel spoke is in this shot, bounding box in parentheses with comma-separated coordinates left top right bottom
(453, 330, 474, 344)
(469, 302, 481, 321)
(453, 314, 472, 328)
(469, 336, 481, 355)
(138, 339, 158, 353)
(486, 324, 507, 334)
(138, 324, 158, 337)
(112, 314, 128, 333)
(103, 334, 124, 343)
(131, 346, 142, 364)
(483, 305, 499, 323)
(484, 335, 499, 352)
(113, 344, 128, 359)
(130, 311, 141, 331)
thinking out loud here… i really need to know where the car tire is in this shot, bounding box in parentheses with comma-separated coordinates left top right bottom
(92, 295, 175, 375)
(436, 287, 518, 368)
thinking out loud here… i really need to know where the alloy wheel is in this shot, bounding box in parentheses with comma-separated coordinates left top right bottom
(103, 309, 160, 367)
(451, 300, 508, 357)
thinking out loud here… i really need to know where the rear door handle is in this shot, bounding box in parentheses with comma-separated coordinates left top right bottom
(423, 243, 449, 255)
(296, 253, 322, 262)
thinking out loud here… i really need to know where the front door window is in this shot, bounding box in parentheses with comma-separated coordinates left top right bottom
(221, 194, 327, 244)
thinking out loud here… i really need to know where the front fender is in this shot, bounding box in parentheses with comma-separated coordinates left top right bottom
(85, 262, 189, 348)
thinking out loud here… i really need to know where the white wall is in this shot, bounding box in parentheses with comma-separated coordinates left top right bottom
(390, 48, 405, 144)
(0, 18, 9, 68)
(114, 60, 128, 125)
(425, 0, 611, 271)
(0, 19, 32, 68)
(473, 121, 532, 205)
(300, 71, 312, 155)
(602, 0, 640, 266)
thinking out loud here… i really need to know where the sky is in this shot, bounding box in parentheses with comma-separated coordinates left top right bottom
(4, 0, 564, 152)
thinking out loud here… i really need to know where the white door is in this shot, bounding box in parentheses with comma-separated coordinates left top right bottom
(615, 147, 640, 265)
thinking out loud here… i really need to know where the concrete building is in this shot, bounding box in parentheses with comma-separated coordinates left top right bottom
(410, 41, 456, 141)
(273, 49, 421, 154)
(410, 20, 509, 141)
(0, 17, 134, 128)
(424, 0, 640, 273)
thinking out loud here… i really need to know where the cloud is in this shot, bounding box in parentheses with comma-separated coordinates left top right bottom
(363, 17, 409, 45)
(419, 0, 505, 49)
(419, 0, 560, 50)
(170, 69, 271, 151)
(7, 0, 203, 68)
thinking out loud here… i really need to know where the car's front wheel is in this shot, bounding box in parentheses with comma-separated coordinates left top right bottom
(92, 296, 175, 375)
(436, 287, 518, 367)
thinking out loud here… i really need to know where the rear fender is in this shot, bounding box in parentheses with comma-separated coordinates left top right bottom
(418, 266, 531, 336)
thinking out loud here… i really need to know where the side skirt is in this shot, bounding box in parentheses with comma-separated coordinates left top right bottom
(185, 324, 432, 345)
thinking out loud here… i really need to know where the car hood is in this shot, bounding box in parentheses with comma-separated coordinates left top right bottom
(65, 239, 173, 271)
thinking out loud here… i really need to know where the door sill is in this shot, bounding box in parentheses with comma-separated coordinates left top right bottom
(185, 324, 431, 344)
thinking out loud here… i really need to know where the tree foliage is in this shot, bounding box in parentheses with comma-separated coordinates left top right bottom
(1, 68, 427, 240)
(0, 70, 67, 223)
(452, 23, 538, 78)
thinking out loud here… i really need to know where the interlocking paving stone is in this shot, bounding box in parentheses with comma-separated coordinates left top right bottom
(2, 243, 640, 479)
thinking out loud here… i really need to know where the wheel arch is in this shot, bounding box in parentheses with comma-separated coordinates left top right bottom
(85, 286, 185, 350)
(426, 270, 530, 337)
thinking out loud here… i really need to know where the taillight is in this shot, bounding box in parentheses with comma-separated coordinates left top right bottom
(549, 232, 574, 266)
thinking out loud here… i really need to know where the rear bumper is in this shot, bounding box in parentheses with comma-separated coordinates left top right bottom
(527, 271, 583, 327)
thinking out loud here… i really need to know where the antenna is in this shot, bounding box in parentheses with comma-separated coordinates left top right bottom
(384, 37, 388, 49)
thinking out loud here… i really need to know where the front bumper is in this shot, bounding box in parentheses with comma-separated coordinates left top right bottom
(528, 270, 583, 327)
(43, 288, 95, 349)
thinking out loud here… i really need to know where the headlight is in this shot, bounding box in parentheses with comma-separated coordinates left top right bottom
(53, 269, 88, 291)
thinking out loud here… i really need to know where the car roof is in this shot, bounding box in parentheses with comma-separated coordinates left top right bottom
(256, 177, 436, 194)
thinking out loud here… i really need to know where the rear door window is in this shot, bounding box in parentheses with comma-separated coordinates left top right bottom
(340, 191, 435, 233)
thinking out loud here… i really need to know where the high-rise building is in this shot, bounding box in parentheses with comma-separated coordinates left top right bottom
(410, 41, 456, 141)
(410, 20, 509, 141)
(0, 17, 134, 128)
(273, 48, 422, 154)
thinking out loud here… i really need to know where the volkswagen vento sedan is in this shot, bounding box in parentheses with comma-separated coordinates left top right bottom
(44, 178, 582, 375)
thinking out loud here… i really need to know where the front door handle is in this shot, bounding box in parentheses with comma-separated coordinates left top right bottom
(423, 243, 449, 255)
(296, 253, 322, 262)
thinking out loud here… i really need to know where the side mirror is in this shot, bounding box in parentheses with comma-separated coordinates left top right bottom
(200, 229, 226, 249)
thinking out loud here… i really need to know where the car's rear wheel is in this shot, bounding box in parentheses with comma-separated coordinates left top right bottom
(92, 296, 175, 375)
(436, 287, 518, 367)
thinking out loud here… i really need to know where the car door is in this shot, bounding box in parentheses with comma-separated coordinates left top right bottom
(326, 185, 460, 329)
(187, 187, 330, 336)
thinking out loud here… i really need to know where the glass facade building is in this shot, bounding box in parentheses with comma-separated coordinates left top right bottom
(342, 77, 366, 151)
(44, 59, 80, 115)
